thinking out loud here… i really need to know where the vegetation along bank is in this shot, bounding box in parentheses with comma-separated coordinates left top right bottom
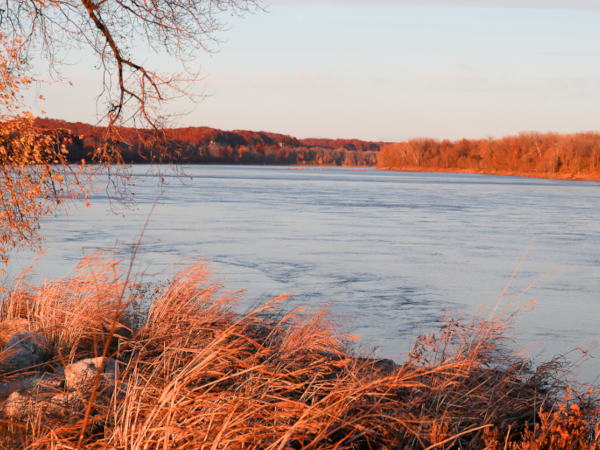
(1, 254, 600, 449)
(36, 119, 600, 181)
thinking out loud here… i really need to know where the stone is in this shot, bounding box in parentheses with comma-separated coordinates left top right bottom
(0, 373, 41, 397)
(5, 330, 49, 360)
(372, 358, 399, 373)
(0, 357, 120, 422)
(34, 372, 65, 392)
(0, 330, 49, 373)
(2, 391, 36, 420)
(44, 393, 82, 417)
(0, 318, 29, 349)
(64, 357, 117, 395)
(26, 372, 65, 395)
(0, 371, 65, 401)
(0, 352, 43, 373)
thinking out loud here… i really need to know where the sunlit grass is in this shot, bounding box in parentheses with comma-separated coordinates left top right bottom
(0, 253, 599, 449)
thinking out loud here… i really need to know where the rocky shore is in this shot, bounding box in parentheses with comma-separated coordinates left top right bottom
(0, 322, 119, 422)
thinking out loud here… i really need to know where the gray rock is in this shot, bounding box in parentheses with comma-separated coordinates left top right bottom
(27, 372, 65, 394)
(0, 330, 49, 373)
(0, 352, 43, 373)
(3, 388, 81, 421)
(34, 372, 65, 392)
(0, 373, 41, 397)
(0, 371, 65, 400)
(5, 330, 49, 360)
(64, 357, 117, 396)
(44, 393, 82, 417)
(0, 318, 29, 349)
(373, 358, 399, 373)
(1, 356, 120, 422)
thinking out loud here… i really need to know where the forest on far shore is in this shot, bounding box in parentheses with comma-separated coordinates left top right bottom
(35, 119, 600, 179)
(377, 131, 600, 179)
(35, 118, 382, 167)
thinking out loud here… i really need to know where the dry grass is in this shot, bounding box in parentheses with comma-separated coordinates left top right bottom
(0, 253, 599, 449)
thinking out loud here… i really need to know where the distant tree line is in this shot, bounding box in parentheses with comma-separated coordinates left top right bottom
(377, 132, 600, 177)
(34, 119, 600, 176)
(35, 119, 382, 166)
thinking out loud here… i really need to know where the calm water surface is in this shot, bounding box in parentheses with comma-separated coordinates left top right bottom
(10, 166, 600, 380)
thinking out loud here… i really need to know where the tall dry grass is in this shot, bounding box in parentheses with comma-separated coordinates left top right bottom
(0, 253, 599, 449)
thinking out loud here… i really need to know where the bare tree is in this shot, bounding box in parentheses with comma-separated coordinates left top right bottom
(0, 0, 262, 268)
(1, 0, 261, 128)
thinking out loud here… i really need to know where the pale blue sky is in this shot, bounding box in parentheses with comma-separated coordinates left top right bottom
(37, 2, 600, 141)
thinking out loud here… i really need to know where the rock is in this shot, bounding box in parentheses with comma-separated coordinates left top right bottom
(0, 373, 41, 397)
(64, 358, 98, 390)
(34, 372, 65, 392)
(26, 372, 65, 395)
(0, 371, 65, 400)
(3, 390, 82, 421)
(44, 393, 82, 417)
(0, 352, 43, 373)
(0, 318, 29, 349)
(0, 330, 49, 373)
(64, 357, 117, 396)
(372, 358, 399, 373)
(2, 392, 36, 420)
(5, 330, 49, 360)
(1, 356, 119, 422)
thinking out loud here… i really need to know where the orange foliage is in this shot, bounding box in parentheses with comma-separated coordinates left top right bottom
(377, 132, 600, 180)
(0, 35, 96, 267)
(35, 118, 381, 167)
(0, 116, 95, 267)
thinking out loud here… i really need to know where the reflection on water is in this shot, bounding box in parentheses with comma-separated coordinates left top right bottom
(8, 166, 600, 380)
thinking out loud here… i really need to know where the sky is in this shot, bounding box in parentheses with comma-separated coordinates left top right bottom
(33, 1, 600, 142)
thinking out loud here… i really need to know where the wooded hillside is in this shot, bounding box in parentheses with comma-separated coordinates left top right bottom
(34, 119, 600, 179)
(35, 119, 383, 166)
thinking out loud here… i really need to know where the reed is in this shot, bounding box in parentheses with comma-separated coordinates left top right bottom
(0, 253, 598, 449)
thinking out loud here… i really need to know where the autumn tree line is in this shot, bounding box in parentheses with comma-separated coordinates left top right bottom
(34, 119, 600, 178)
(377, 131, 600, 178)
(35, 119, 381, 167)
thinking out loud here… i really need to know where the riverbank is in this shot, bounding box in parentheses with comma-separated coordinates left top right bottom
(376, 166, 600, 182)
(1, 254, 599, 449)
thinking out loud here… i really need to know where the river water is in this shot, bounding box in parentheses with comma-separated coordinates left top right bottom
(8, 166, 600, 381)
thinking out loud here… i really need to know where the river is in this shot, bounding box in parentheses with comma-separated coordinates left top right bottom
(8, 166, 600, 381)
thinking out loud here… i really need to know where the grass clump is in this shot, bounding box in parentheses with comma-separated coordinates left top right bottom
(0, 253, 599, 449)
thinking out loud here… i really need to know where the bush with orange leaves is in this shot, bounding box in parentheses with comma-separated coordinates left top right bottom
(0, 116, 95, 269)
(0, 253, 599, 449)
(0, 33, 96, 269)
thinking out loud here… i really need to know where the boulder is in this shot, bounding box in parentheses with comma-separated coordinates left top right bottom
(0, 352, 43, 373)
(2, 391, 36, 420)
(3, 384, 81, 421)
(0, 371, 65, 399)
(0, 330, 49, 373)
(64, 357, 117, 396)
(0, 357, 121, 421)
(44, 393, 83, 417)
(27, 372, 65, 395)
(5, 330, 49, 360)
(0, 318, 29, 349)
